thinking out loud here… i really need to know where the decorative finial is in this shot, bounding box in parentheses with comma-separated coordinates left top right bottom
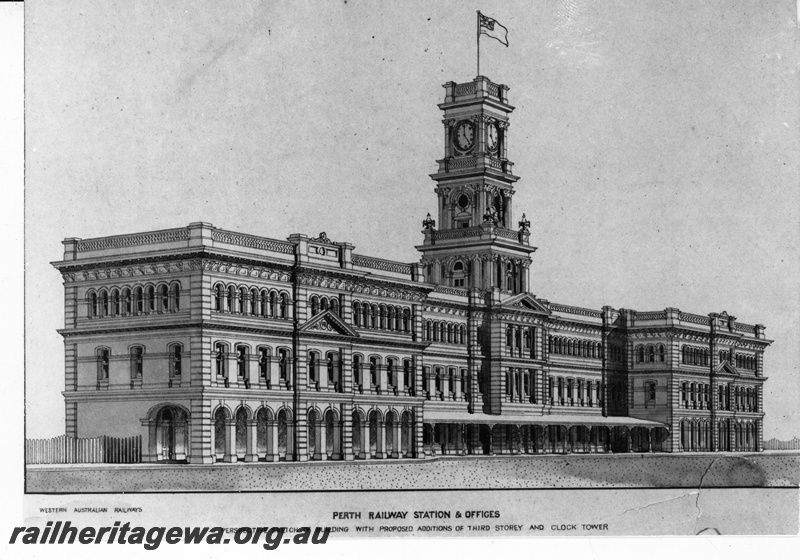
(422, 213, 436, 229)
(518, 213, 530, 232)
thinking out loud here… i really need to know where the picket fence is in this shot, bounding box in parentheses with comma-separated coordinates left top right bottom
(26, 434, 142, 464)
(763, 437, 800, 451)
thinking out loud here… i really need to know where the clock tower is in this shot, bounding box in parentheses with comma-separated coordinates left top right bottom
(418, 75, 535, 294)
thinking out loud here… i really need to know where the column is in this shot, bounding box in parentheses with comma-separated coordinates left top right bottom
(412, 407, 424, 458)
(265, 420, 278, 462)
(360, 420, 369, 459)
(341, 404, 354, 461)
(223, 420, 237, 463)
(244, 420, 259, 462)
(314, 420, 327, 461)
(375, 422, 387, 459)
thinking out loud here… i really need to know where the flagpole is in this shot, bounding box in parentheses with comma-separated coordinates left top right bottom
(476, 11, 480, 77)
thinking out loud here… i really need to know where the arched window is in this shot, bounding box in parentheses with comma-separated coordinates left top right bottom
(227, 286, 236, 313)
(394, 307, 401, 330)
(269, 291, 278, 317)
(122, 288, 132, 315)
(238, 287, 248, 315)
(260, 290, 269, 317)
(447, 367, 455, 394)
(110, 289, 120, 316)
(99, 290, 109, 317)
(320, 297, 329, 312)
(96, 347, 110, 380)
(362, 303, 370, 328)
(434, 367, 443, 393)
(459, 324, 466, 345)
(214, 285, 224, 312)
(447, 323, 453, 343)
(331, 298, 339, 316)
(353, 302, 362, 327)
(310, 296, 319, 316)
(134, 286, 144, 314)
(403, 308, 411, 333)
(146, 286, 155, 313)
(236, 345, 248, 379)
(88, 291, 98, 318)
(250, 289, 259, 316)
(658, 345, 666, 362)
(130, 346, 144, 379)
(169, 344, 182, 378)
(505, 262, 514, 292)
(279, 293, 289, 319)
(172, 283, 181, 311)
(647, 345, 655, 363)
(452, 260, 466, 288)
(433, 322, 440, 342)
(440, 322, 446, 342)
(215, 343, 227, 378)
(379, 305, 387, 329)
(160, 285, 170, 312)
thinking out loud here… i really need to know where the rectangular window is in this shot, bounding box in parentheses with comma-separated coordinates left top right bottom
(647, 382, 656, 404)
(403, 359, 412, 388)
(97, 349, 110, 381)
(131, 347, 143, 379)
(170, 345, 182, 378)
(259, 348, 269, 379)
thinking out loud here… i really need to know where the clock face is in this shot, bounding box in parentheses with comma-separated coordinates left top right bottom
(487, 123, 499, 152)
(454, 121, 475, 152)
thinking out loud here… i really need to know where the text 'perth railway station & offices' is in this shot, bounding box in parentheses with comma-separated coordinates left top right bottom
(51, 74, 770, 464)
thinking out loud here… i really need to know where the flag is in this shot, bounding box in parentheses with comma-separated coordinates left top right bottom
(479, 12, 508, 46)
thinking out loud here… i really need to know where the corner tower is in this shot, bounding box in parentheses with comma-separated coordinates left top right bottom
(418, 75, 536, 293)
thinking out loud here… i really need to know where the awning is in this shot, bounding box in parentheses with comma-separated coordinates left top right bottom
(422, 410, 665, 428)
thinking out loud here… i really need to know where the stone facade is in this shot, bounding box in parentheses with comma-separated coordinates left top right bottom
(51, 76, 770, 463)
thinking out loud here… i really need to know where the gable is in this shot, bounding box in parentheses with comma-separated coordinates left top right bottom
(500, 293, 551, 315)
(716, 361, 738, 375)
(299, 310, 360, 338)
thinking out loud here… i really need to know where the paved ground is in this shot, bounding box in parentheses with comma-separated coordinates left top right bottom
(26, 452, 799, 493)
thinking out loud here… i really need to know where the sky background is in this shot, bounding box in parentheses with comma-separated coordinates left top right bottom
(25, 0, 799, 439)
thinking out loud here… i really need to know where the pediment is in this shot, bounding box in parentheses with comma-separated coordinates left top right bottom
(715, 361, 738, 375)
(299, 310, 360, 337)
(500, 293, 551, 315)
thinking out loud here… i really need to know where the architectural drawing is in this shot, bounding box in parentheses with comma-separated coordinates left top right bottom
(50, 75, 771, 465)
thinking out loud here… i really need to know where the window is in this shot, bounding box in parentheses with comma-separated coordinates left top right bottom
(403, 308, 411, 333)
(88, 291, 98, 318)
(146, 286, 155, 313)
(238, 288, 247, 315)
(448, 367, 455, 393)
(647, 346, 655, 363)
(646, 381, 656, 404)
(310, 296, 319, 316)
(214, 285, 224, 312)
(279, 293, 289, 319)
(260, 290, 268, 317)
(461, 368, 468, 396)
(99, 290, 109, 317)
(160, 285, 170, 312)
(227, 286, 236, 313)
(353, 355, 362, 387)
(97, 348, 110, 381)
(370, 357, 379, 387)
(134, 287, 143, 314)
(111, 289, 120, 316)
(250, 289, 258, 316)
(236, 346, 247, 379)
(353, 302, 362, 326)
(327, 352, 338, 384)
(130, 346, 144, 379)
(172, 283, 181, 310)
(169, 344, 182, 378)
(452, 261, 466, 288)
(278, 348, 289, 380)
(215, 343, 227, 378)
(258, 347, 270, 379)
(637, 346, 645, 363)
(122, 288, 132, 315)
(308, 352, 319, 383)
(269, 291, 278, 317)
(658, 345, 666, 362)
(387, 358, 396, 387)
(434, 367, 443, 393)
